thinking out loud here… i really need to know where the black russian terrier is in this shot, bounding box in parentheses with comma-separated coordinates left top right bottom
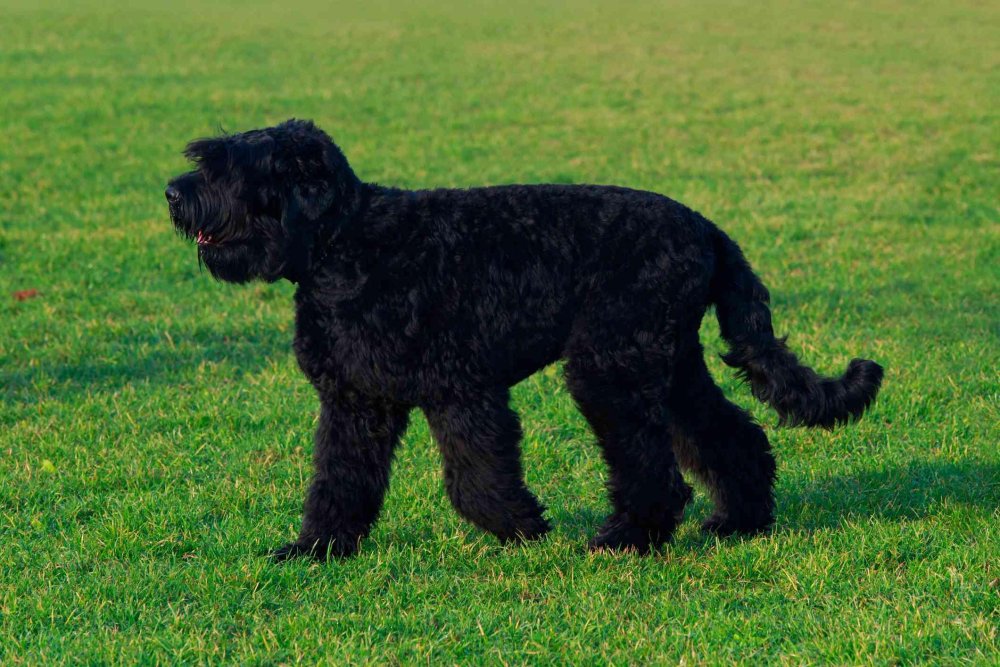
(166, 119, 883, 560)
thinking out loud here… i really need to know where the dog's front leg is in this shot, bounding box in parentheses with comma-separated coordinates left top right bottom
(424, 389, 550, 544)
(272, 391, 410, 561)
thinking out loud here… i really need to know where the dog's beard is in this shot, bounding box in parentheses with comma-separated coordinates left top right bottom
(192, 218, 288, 284)
(198, 240, 267, 282)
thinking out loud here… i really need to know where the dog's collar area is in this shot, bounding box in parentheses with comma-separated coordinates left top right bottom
(283, 186, 373, 285)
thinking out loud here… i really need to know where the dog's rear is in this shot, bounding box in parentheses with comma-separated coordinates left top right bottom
(708, 227, 884, 428)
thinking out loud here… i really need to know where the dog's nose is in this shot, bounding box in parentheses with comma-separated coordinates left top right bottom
(165, 186, 181, 203)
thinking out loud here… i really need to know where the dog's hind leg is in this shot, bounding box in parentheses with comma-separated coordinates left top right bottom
(668, 336, 776, 536)
(565, 355, 692, 553)
(272, 392, 410, 561)
(424, 389, 550, 544)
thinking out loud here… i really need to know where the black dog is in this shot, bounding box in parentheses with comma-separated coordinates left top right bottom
(166, 119, 883, 560)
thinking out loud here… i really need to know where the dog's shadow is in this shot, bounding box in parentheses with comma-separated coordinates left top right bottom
(778, 458, 998, 531)
(551, 459, 997, 546)
(3, 324, 291, 408)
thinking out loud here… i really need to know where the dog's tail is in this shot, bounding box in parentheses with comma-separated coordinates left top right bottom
(708, 226, 883, 428)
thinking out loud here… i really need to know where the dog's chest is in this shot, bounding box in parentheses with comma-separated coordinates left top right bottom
(291, 282, 422, 396)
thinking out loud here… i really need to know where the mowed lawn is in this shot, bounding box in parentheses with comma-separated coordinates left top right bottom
(1, 0, 997, 663)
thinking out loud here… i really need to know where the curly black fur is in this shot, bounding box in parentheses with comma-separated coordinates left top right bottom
(166, 119, 883, 560)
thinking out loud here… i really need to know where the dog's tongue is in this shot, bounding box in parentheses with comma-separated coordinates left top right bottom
(196, 230, 204, 244)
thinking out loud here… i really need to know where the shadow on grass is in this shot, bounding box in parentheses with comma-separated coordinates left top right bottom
(548, 459, 997, 545)
(780, 459, 999, 531)
(2, 325, 291, 409)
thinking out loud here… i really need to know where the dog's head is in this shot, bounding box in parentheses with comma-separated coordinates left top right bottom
(166, 119, 360, 283)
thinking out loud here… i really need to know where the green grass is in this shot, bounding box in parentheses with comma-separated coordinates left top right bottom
(2, 0, 998, 663)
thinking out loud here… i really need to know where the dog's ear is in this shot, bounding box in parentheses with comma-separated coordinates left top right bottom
(287, 175, 336, 221)
(277, 120, 358, 224)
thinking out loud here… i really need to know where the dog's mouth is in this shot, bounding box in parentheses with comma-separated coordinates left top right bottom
(196, 230, 218, 246)
(193, 229, 253, 251)
(168, 209, 220, 247)
(192, 229, 240, 247)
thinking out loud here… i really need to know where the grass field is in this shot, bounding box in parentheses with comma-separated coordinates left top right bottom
(2, 0, 998, 663)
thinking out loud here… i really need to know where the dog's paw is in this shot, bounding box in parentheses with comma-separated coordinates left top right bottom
(269, 537, 359, 562)
(701, 513, 773, 537)
(270, 542, 311, 562)
(588, 513, 672, 555)
(497, 515, 552, 545)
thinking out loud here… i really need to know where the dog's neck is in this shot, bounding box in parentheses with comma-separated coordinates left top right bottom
(283, 181, 371, 284)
